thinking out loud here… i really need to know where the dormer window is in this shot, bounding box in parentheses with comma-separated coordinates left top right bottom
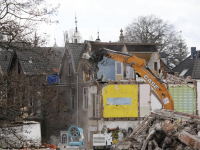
(179, 69, 189, 77)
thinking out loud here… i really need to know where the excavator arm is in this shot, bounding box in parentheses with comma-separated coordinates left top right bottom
(81, 48, 174, 110)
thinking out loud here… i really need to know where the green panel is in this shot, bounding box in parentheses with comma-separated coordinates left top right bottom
(169, 85, 196, 114)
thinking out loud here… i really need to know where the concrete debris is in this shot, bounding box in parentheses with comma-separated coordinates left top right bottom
(166, 74, 195, 83)
(111, 109, 200, 150)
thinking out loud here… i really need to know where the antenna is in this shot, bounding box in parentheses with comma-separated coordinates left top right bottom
(75, 13, 78, 33)
(96, 26, 100, 42)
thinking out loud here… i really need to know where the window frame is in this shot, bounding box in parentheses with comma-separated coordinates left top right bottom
(61, 134, 67, 144)
(115, 62, 123, 75)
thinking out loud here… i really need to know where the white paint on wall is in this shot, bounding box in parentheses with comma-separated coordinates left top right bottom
(88, 85, 97, 106)
(151, 94, 162, 112)
(140, 84, 151, 117)
(148, 52, 160, 71)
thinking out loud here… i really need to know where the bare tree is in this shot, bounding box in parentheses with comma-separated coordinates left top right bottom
(166, 32, 188, 68)
(0, 70, 69, 148)
(0, 0, 70, 148)
(124, 15, 189, 68)
(0, 0, 59, 49)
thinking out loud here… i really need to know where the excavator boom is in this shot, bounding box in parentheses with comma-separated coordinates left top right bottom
(81, 48, 174, 110)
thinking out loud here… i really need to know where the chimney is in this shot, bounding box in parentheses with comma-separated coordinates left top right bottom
(191, 47, 196, 59)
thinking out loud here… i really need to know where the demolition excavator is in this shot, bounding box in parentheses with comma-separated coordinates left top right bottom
(81, 48, 174, 110)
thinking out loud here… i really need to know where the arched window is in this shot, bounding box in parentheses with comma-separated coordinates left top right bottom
(61, 134, 67, 144)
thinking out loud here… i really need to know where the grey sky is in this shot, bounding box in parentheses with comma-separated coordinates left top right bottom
(40, 0, 200, 51)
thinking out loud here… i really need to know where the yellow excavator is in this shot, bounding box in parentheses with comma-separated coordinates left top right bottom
(81, 48, 174, 110)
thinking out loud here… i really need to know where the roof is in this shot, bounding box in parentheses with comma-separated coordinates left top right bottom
(192, 51, 200, 79)
(172, 53, 197, 78)
(0, 50, 13, 73)
(15, 47, 64, 75)
(68, 43, 86, 72)
(163, 62, 173, 73)
(89, 42, 156, 62)
(90, 42, 156, 52)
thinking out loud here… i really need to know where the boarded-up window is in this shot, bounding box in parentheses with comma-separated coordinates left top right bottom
(107, 98, 132, 105)
(169, 85, 196, 114)
(103, 85, 138, 118)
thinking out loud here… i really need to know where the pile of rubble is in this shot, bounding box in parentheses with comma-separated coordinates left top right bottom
(166, 74, 195, 84)
(112, 109, 200, 150)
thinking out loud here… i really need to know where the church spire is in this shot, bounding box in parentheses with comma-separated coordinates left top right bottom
(73, 14, 81, 43)
(96, 28, 101, 42)
(75, 13, 78, 33)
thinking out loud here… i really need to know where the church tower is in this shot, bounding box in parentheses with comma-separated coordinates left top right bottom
(119, 28, 125, 42)
(96, 29, 101, 42)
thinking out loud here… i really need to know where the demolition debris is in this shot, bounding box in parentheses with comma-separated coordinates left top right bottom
(111, 109, 200, 150)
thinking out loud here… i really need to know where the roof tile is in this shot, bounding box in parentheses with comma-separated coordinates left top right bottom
(90, 43, 156, 52)
(16, 47, 64, 75)
(173, 54, 196, 78)
(0, 50, 13, 73)
(69, 43, 85, 72)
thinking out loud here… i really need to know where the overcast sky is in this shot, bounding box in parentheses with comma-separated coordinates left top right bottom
(40, 0, 200, 52)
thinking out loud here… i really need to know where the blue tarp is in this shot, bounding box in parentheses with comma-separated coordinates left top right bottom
(47, 75, 59, 84)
